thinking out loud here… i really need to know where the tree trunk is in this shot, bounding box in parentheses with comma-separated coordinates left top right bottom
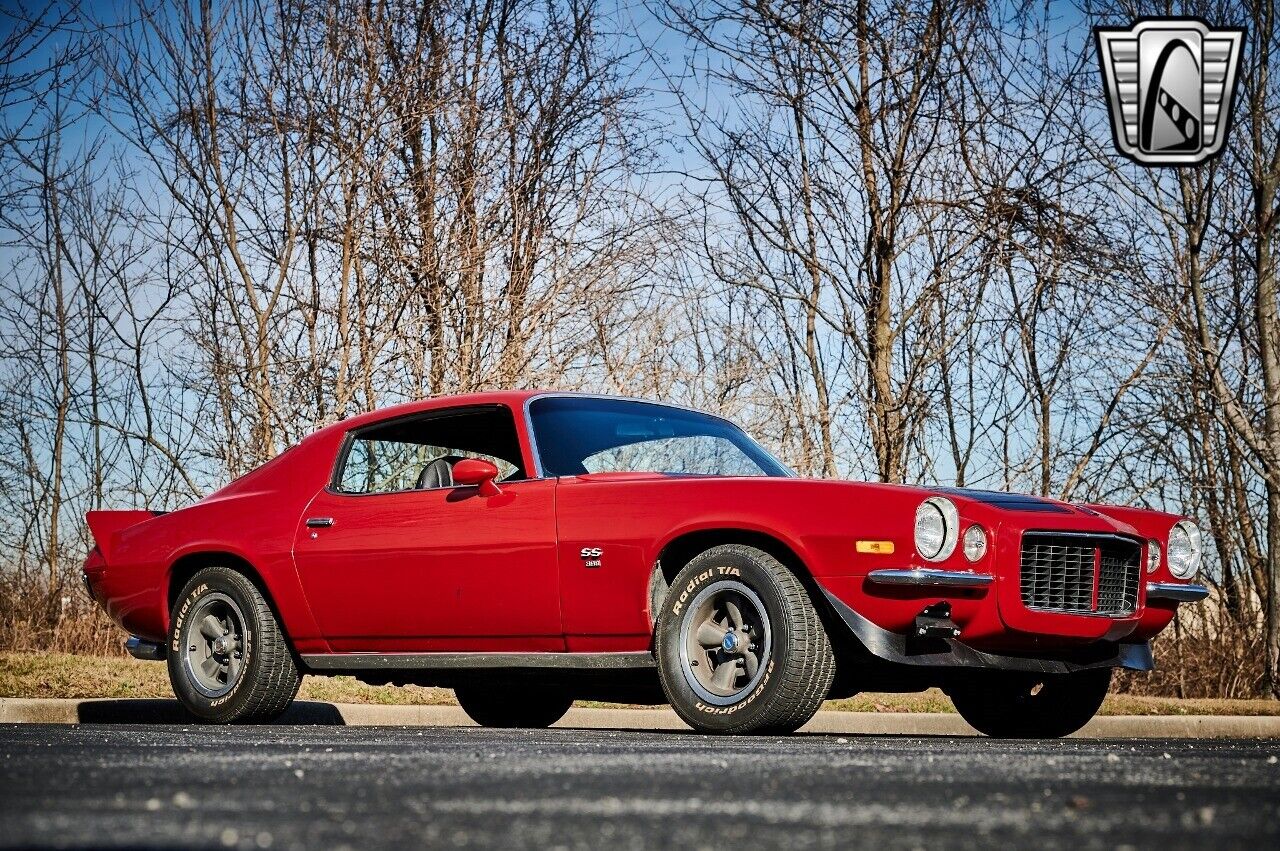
(1247, 1, 1280, 697)
(1258, 184, 1279, 697)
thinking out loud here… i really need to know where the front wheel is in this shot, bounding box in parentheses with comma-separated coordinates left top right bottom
(948, 667, 1112, 738)
(455, 685, 573, 728)
(167, 566, 301, 723)
(655, 545, 835, 735)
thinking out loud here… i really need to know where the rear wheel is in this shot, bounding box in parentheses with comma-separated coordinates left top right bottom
(949, 667, 1112, 738)
(455, 685, 573, 728)
(655, 545, 835, 735)
(167, 567, 301, 723)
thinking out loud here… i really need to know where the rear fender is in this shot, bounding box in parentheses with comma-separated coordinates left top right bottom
(166, 543, 328, 654)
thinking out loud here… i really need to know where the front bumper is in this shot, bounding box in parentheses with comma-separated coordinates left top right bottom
(866, 568, 993, 588)
(1146, 582, 1209, 602)
(848, 521, 1210, 646)
(821, 588, 1154, 673)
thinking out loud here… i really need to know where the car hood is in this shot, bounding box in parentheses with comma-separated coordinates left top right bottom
(789, 478, 1153, 537)
(930, 486, 1092, 517)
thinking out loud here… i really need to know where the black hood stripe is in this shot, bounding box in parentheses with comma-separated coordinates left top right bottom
(934, 487, 1073, 514)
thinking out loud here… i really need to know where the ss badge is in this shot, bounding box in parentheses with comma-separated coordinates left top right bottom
(580, 547, 603, 568)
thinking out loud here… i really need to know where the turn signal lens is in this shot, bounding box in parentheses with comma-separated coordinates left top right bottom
(962, 525, 987, 562)
(856, 540, 895, 554)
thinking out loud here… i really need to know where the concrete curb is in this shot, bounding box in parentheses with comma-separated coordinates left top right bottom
(2, 697, 1279, 737)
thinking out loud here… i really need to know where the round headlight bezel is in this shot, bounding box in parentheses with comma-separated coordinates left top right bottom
(915, 497, 959, 562)
(1166, 521, 1202, 579)
(962, 524, 988, 563)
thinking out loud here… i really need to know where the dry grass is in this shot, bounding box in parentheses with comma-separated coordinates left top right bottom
(821, 689, 1280, 716)
(3, 652, 1278, 716)
(0, 652, 456, 705)
(0, 573, 127, 657)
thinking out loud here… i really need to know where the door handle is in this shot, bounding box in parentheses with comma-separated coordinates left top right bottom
(305, 517, 334, 528)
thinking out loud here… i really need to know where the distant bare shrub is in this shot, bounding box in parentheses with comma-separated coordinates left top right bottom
(0, 571, 126, 657)
(1116, 632, 1265, 700)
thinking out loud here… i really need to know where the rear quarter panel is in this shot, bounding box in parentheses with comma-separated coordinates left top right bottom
(94, 433, 338, 650)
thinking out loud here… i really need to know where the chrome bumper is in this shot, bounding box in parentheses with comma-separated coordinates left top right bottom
(866, 568, 994, 588)
(1146, 582, 1210, 603)
(124, 636, 167, 661)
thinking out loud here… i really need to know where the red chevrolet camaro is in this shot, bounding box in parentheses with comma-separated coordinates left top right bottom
(82, 391, 1208, 735)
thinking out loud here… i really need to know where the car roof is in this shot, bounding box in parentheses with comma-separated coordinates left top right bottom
(310, 390, 546, 439)
(307, 390, 727, 442)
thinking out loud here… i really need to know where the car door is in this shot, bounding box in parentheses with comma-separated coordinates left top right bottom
(291, 404, 563, 653)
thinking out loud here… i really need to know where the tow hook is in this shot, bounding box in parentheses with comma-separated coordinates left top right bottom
(912, 602, 961, 641)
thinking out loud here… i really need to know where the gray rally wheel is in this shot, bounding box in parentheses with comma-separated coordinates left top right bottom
(655, 545, 835, 734)
(167, 566, 301, 723)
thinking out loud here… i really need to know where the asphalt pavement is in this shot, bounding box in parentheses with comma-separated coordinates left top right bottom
(1, 724, 1277, 850)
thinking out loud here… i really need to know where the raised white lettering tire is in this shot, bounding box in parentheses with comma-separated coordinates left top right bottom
(656, 545, 835, 734)
(167, 566, 301, 723)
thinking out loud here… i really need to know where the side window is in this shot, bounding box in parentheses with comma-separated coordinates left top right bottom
(335, 406, 525, 495)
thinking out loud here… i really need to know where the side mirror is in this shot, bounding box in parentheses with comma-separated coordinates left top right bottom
(452, 458, 501, 497)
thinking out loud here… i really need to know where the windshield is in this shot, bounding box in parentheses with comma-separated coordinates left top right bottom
(528, 396, 791, 478)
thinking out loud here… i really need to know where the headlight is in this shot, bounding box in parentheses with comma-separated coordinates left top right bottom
(1146, 539, 1161, 573)
(915, 497, 959, 562)
(1166, 521, 1202, 579)
(963, 525, 987, 562)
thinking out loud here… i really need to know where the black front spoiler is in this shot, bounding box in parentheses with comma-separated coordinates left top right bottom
(820, 589, 1154, 674)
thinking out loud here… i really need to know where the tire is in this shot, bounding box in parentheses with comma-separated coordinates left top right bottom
(949, 667, 1112, 738)
(655, 545, 835, 735)
(455, 685, 573, 728)
(167, 566, 301, 723)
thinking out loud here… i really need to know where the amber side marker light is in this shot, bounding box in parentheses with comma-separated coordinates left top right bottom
(856, 540, 895, 554)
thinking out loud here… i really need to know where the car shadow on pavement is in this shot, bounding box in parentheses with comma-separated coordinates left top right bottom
(573, 726, 969, 739)
(74, 700, 346, 725)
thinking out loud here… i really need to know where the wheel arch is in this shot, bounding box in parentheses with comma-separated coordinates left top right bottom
(649, 527, 860, 682)
(650, 528, 819, 623)
(655, 528, 810, 583)
(166, 551, 292, 653)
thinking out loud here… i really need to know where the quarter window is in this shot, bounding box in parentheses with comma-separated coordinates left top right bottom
(335, 406, 525, 494)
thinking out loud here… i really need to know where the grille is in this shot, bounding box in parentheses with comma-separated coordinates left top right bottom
(1020, 533, 1141, 616)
